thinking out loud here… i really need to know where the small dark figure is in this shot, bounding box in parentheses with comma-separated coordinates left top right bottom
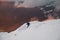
(27, 22, 30, 28)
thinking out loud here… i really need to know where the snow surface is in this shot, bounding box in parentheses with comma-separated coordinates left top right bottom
(0, 19, 60, 40)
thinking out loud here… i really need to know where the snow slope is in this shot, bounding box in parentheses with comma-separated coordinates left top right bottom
(15, 19, 60, 40)
(0, 19, 60, 40)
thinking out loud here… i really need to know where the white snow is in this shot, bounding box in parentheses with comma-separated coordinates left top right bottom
(0, 19, 60, 40)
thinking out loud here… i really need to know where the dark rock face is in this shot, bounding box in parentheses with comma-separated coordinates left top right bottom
(0, 7, 41, 32)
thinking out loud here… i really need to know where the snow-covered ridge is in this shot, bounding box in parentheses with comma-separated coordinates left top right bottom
(0, 19, 60, 40)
